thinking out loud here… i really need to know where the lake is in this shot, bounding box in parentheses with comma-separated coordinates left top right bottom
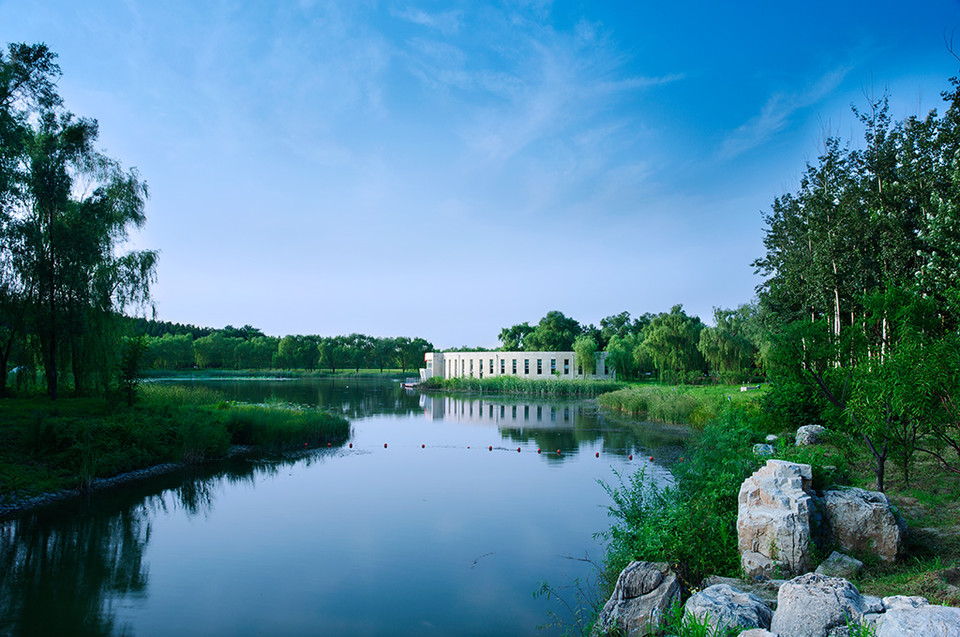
(0, 378, 687, 636)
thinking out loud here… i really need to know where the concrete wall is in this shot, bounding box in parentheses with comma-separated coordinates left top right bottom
(422, 350, 614, 381)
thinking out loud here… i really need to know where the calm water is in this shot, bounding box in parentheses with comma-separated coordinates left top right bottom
(0, 379, 686, 636)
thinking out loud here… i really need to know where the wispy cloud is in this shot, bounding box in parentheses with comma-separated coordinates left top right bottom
(392, 7, 462, 35)
(720, 65, 851, 159)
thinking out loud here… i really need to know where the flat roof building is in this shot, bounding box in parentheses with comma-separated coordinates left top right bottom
(420, 350, 614, 382)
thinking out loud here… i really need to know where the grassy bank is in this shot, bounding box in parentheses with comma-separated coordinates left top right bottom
(596, 382, 768, 427)
(0, 384, 349, 505)
(419, 375, 623, 397)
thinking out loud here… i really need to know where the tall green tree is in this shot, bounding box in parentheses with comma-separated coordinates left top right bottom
(524, 311, 581, 351)
(1, 43, 157, 398)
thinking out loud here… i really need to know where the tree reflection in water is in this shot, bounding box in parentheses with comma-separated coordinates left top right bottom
(0, 455, 308, 636)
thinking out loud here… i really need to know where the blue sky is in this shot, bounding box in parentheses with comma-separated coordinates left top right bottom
(3, 1, 959, 348)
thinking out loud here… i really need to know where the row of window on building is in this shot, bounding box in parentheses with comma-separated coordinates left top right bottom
(448, 357, 605, 378)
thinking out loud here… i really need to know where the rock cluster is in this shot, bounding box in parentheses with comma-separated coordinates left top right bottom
(597, 568, 960, 636)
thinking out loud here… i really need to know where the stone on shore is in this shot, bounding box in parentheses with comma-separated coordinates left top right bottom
(593, 561, 680, 636)
(815, 551, 864, 580)
(683, 584, 772, 632)
(737, 460, 815, 578)
(770, 573, 867, 637)
(821, 487, 905, 562)
(795, 425, 827, 446)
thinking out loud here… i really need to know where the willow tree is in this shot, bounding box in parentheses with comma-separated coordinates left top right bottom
(1, 43, 156, 398)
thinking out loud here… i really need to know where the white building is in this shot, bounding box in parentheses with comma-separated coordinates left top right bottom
(420, 350, 614, 381)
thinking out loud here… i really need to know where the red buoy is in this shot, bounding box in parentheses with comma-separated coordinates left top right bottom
(595, 452, 600, 458)
(422, 444, 425, 448)
(629, 454, 633, 460)
(537, 449, 541, 454)
(650, 456, 654, 461)
(349, 443, 353, 448)
(556, 449, 561, 455)
(384, 443, 388, 448)
(517, 447, 521, 453)
(489, 445, 493, 451)
(327, 442, 332, 447)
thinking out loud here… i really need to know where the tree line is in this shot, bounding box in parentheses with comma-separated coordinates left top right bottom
(756, 75, 960, 491)
(137, 322, 433, 374)
(496, 306, 766, 384)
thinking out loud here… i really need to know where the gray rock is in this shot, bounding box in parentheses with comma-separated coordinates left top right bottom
(821, 488, 905, 562)
(815, 551, 864, 580)
(766, 434, 780, 444)
(737, 460, 815, 578)
(754, 443, 777, 456)
(739, 630, 778, 637)
(770, 573, 866, 637)
(796, 425, 827, 446)
(862, 595, 884, 614)
(593, 561, 681, 636)
(700, 575, 785, 610)
(876, 604, 960, 637)
(684, 584, 773, 632)
(882, 595, 930, 611)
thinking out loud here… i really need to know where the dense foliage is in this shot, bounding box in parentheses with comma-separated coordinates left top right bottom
(756, 81, 960, 491)
(498, 306, 765, 384)
(0, 43, 156, 399)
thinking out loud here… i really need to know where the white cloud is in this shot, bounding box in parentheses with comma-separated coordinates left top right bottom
(721, 65, 852, 159)
(392, 7, 462, 35)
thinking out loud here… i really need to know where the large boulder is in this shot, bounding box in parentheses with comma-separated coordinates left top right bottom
(683, 584, 772, 632)
(770, 573, 867, 637)
(737, 460, 815, 578)
(593, 561, 681, 636)
(821, 487, 905, 562)
(796, 425, 827, 446)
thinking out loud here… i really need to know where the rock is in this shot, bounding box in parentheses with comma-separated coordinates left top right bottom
(754, 443, 777, 456)
(683, 584, 773, 632)
(882, 595, 930, 610)
(737, 460, 815, 578)
(815, 551, 864, 580)
(876, 604, 960, 637)
(701, 575, 785, 610)
(593, 561, 681, 636)
(739, 630, 778, 637)
(770, 573, 867, 637)
(796, 425, 827, 446)
(821, 488, 905, 562)
(766, 434, 780, 444)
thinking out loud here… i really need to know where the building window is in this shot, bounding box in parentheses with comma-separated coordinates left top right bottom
(490, 359, 494, 374)
(563, 358, 569, 375)
(550, 359, 556, 374)
(536, 405, 542, 421)
(524, 405, 529, 420)
(512, 359, 517, 374)
(537, 359, 542, 374)
(500, 359, 505, 374)
(512, 405, 517, 418)
(524, 359, 529, 374)
(470, 359, 474, 376)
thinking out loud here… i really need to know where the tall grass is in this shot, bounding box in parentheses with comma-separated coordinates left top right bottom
(1, 386, 351, 500)
(597, 386, 718, 426)
(420, 375, 623, 397)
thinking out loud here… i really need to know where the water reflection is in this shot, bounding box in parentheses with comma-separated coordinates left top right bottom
(1, 380, 688, 636)
(0, 456, 323, 637)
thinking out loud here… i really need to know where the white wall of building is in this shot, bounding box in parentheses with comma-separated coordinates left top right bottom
(421, 350, 614, 381)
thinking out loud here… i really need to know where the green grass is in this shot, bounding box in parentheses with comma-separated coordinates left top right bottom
(0, 385, 350, 504)
(419, 375, 623, 397)
(596, 383, 767, 427)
